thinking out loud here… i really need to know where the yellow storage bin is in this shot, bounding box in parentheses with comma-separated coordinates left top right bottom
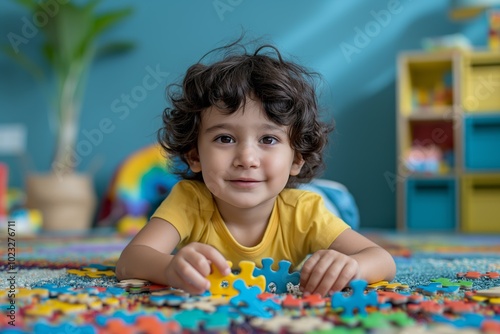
(462, 52, 500, 112)
(461, 174, 500, 233)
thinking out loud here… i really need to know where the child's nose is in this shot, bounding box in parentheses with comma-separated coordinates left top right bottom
(233, 145, 259, 168)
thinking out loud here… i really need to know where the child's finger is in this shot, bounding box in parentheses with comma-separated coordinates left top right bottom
(308, 258, 343, 295)
(300, 253, 321, 288)
(329, 262, 357, 292)
(175, 262, 210, 293)
(196, 244, 231, 276)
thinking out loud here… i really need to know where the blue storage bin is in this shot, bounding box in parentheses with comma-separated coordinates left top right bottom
(464, 115, 500, 170)
(406, 179, 456, 230)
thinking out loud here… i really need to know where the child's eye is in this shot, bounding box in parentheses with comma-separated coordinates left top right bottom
(261, 136, 278, 145)
(215, 135, 234, 144)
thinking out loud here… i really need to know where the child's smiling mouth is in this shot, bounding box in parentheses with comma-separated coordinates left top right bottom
(229, 178, 262, 188)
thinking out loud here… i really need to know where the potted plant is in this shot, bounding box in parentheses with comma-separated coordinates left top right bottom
(4, 0, 134, 231)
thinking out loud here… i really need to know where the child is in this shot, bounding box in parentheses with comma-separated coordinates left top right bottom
(116, 41, 396, 296)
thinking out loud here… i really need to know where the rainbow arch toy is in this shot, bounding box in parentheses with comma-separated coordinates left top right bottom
(98, 145, 180, 232)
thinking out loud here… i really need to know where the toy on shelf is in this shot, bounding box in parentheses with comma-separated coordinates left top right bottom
(489, 10, 500, 50)
(421, 33, 472, 52)
(411, 72, 453, 109)
(404, 145, 451, 174)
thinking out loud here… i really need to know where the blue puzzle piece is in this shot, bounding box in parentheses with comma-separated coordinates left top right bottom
(95, 310, 149, 326)
(216, 305, 245, 325)
(432, 313, 485, 328)
(230, 279, 281, 318)
(253, 258, 301, 293)
(33, 322, 97, 334)
(34, 284, 75, 297)
(331, 279, 378, 317)
(149, 293, 189, 306)
(173, 309, 230, 331)
(86, 263, 115, 271)
(416, 282, 460, 295)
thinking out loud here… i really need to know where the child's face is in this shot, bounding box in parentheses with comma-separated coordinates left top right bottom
(186, 97, 304, 211)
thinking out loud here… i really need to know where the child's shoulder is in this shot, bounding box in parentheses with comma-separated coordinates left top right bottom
(278, 188, 324, 208)
(174, 179, 208, 193)
(170, 180, 212, 205)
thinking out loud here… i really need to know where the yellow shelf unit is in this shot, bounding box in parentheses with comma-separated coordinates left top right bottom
(396, 50, 500, 232)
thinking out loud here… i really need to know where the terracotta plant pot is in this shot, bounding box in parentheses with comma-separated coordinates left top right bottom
(26, 173, 97, 232)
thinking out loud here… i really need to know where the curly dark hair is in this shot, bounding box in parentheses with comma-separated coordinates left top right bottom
(158, 41, 334, 187)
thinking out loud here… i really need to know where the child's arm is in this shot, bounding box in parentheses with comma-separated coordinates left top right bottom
(299, 229, 396, 296)
(115, 217, 230, 294)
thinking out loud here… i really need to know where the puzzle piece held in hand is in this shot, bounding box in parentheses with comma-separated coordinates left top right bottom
(207, 261, 265, 297)
(230, 279, 281, 318)
(331, 279, 378, 317)
(253, 258, 300, 294)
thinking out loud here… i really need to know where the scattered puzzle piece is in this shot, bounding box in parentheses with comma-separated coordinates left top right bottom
(282, 293, 327, 309)
(33, 321, 96, 334)
(443, 300, 479, 314)
(484, 272, 500, 279)
(180, 296, 228, 312)
(230, 279, 281, 318)
(116, 278, 150, 288)
(377, 290, 422, 305)
(367, 280, 409, 291)
(415, 282, 460, 296)
(407, 300, 444, 315)
(58, 292, 102, 310)
(331, 279, 378, 317)
(250, 314, 333, 333)
(173, 309, 230, 331)
(33, 284, 75, 297)
(431, 278, 473, 290)
(432, 313, 485, 328)
(25, 299, 87, 317)
(67, 267, 115, 278)
(253, 258, 301, 294)
(457, 271, 484, 280)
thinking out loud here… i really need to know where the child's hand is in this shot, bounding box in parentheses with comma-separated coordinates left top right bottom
(299, 249, 360, 296)
(165, 242, 230, 294)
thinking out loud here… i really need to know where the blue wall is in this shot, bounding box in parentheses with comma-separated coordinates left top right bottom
(0, 1, 488, 228)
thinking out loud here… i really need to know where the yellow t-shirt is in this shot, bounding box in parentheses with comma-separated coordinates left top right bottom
(152, 180, 350, 269)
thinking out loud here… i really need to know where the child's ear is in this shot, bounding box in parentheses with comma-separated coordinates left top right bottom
(185, 148, 202, 173)
(290, 153, 304, 176)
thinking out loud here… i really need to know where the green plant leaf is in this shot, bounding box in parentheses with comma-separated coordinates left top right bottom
(96, 41, 135, 59)
(90, 7, 134, 39)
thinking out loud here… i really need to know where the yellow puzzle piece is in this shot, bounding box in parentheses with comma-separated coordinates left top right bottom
(207, 261, 265, 297)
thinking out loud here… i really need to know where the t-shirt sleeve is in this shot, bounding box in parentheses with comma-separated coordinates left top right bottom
(151, 181, 203, 242)
(294, 191, 351, 254)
